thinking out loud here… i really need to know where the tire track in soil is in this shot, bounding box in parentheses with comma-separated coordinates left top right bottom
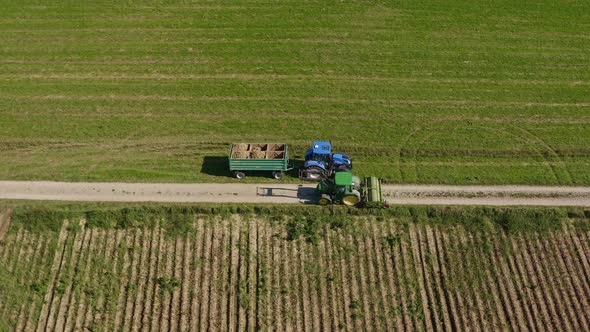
(459, 228, 492, 331)
(91, 230, 117, 330)
(188, 219, 205, 332)
(563, 225, 590, 298)
(169, 237, 184, 332)
(505, 231, 545, 331)
(150, 228, 167, 332)
(465, 231, 500, 331)
(433, 228, 462, 332)
(400, 225, 421, 331)
(52, 226, 87, 332)
(217, 219, 230, 332)
(35, 222, 69, 332)
(424, 226, 453, 332)
(361, 226, 392, 331)
(297, 238, 313, 332)
(396, 224, 424, 331)
(388, 223, 414, 332)
(441, 227, 473, 331)
(247, 218, 258, 332)
(0, 209, 13, 243)
(322, 228, 340, 330)
(417, 225, 444, 331)
(81, 229, 109, 331)
(112, 230, 133, 332)
(120, 229, 144, 332)
(1, 227, 25, 313)
(354, 230, 378, 331)
(284, 233, 298, 331)
(240, 218, 252, 331)
(160, 233, 176, 332)
(1, 229, 33, 325)
(518, 234, 562, 331)
(328, 230, 350, 331)
(314, 228, 330, 332)
(370, 222, 397, 332)
(178, 233, 192, 332)
(341, 231, 361, 332)
(472, 231, 512, 332)
(533, 233, 578, 332)
(500, 232, 540, 332)
(486, 232, 523, 332)
(72, 229, 101, 332)
(228, 217, 241, 332)
(17, 235, 51, 332)
(197, 220, 213, 332)
(568, 228, 590, 289)
(408, 225, 434, 332)
(469, 232, 510, 330)
(259, 220, 272, 331)
(512, 234, 555, 331)
(291, 237, 305, 332)
(101, 230, 124, 332)
(274, 226, 286, 331)
(561, 225, 590, 300)
(444, 228, 477, 332)
(578, 231, 590, 272)
(549, 230, 590, 329)
(206, 217, 224, 331)
(139, 226, 161, 332)
(12, 231, 40, 330)
(38, 228, 69, 331)
(131, 227, 154, 332)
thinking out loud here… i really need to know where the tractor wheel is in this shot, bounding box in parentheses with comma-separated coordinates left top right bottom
(342, 193, 361, 206)
(303, 166, 325, 180)
(335, 165, 351, 173)
(272, 171, 284, 180)
(234, 171, 246, 179)
(318, 194, 332, 206)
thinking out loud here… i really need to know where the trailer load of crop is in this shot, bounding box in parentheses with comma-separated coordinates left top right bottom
(228, 143, 293, 179)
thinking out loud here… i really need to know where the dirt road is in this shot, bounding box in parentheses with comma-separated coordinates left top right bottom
(2, 181, 590, 206)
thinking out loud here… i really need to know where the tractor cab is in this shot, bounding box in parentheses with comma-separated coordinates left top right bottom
(316, 172, 361, 206)
(301, 141, 353, 181)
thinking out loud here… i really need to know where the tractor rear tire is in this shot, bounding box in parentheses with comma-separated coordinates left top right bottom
(272, 171, 284, 180)
(303, 166, 326, 181)
(234, 171, 246, 179)
(318, 194, 332, 206)
(335, 165, 351, 173)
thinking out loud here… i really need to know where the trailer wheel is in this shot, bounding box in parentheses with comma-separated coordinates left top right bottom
(234, 171, 246, 179)
(272, 171, 284, 180)
(318, 194, 332, 206)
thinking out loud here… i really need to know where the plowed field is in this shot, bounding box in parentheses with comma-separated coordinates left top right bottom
(1, 214, 589, 331)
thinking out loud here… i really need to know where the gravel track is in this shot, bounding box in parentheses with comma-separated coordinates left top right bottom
(1, 181, 590, 206)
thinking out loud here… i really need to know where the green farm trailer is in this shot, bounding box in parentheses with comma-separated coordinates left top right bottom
(229, 143, 294, 179)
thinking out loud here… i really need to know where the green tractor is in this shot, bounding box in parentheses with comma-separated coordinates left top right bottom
(315, 172, 387, 208)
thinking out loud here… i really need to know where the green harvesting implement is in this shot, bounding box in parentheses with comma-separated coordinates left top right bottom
(315, 172, 387, 208)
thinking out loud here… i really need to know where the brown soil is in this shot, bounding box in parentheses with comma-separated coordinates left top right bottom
(0, 208, 12, 242)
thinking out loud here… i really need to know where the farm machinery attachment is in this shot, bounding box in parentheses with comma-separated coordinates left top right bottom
(315, 171, 387, 208)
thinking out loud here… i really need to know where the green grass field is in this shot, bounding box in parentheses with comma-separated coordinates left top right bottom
(1, 1, 589, 184)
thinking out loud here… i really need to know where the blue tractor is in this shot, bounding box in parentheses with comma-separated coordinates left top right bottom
(300, 141, 353, 181)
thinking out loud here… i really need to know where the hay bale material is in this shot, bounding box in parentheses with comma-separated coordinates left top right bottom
(234, 144, 249, 152)
(250, 151, 266, 159)
(266, 151, 284, 159)
(232, 151, 250, 159)
(268, 144, 285, 151)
